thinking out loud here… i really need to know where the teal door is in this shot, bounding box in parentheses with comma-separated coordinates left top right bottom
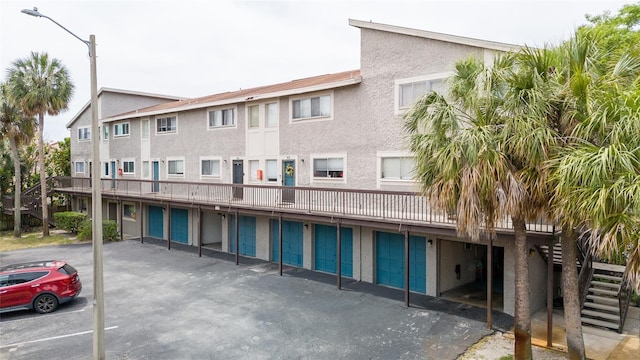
(375, 232, 427, 293)
(271, 220, 303, 267)
(282, 160, 295, 203)
(170, 208, 188, 244)
(230, 215, 256, 257)
(314, 224, 353, 277)
(111, 161, 117, 189)
(148, 206, 164, 239)
(152, 161, 159, 193)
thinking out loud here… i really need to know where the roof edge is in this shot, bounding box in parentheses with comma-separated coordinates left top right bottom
(348, 18, 522, 52)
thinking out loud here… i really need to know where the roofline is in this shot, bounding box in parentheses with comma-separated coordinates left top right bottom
(102, 75, 362, 122)
(348, 19, 522, 53)
(65, 87, 185, 128)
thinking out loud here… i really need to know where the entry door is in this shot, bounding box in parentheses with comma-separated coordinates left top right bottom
(110, 161, 117, 189)
(152, 161, 159, 193)
(282, 160, 295, 203)
(232, 160, 243, 199)
(108, 202, 117, 221)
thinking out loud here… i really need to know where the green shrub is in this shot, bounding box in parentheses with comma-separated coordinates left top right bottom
(78, 219, 120, 242)
(53, 212, 87, 233)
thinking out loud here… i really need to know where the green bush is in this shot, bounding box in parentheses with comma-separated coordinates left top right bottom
(78, 219, 120, 242)
(53, 212, 87, 233)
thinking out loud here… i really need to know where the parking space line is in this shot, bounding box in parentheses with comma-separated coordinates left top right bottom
(0, 326, 118, 349)
(0, 308, 86, 325)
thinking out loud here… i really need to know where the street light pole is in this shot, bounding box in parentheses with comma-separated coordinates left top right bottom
(22, 8, 105, 360)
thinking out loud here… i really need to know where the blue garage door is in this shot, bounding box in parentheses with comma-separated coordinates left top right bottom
(314, 224, 353, 277)
(170, 208, 188, 244)
(376, 232, 427, 293)
(148, 206, 164, 239)
(230, 215, 256, 257)
(271, 220, 303, 267)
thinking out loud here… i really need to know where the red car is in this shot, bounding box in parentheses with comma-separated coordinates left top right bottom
(0, 260, 82, 314)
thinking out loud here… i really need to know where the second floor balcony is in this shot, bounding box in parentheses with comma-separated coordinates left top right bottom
(53, 176, 556, 237)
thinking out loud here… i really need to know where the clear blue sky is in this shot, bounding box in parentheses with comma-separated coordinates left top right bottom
(1, 0, 629, 141)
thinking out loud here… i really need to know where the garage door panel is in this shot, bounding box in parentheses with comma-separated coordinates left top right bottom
(230, 215, 256, 257)
(170, 208, 188, 244)
(148, 206, 164, 239)
(376, 232, 426, 293)
(272, 220, 303, 267)
(314, 225, 353, 277)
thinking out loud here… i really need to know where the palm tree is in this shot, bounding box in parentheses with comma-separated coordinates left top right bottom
(0, 83, 35, 237)
(404, 55, 543, 359)
(7, 52, 74, 236)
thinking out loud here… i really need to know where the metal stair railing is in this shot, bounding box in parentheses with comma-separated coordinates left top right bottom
(617, 274, 632, 333)
(578, 251, 594, 309)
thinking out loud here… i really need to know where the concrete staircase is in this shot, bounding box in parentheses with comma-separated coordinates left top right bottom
(581, 262, 626, 333)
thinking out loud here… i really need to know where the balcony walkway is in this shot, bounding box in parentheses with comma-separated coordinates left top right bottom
(53, 177, 555, 236)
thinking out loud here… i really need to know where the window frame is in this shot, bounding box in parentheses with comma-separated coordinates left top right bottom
(310, 153, 346, 183)
(166, 157, 185, 178)
(199, 156, 222, 179)
(102, 125, 109, 141)
(394, 72, 451, 115)
(74, 160, 85, 175)
(155, 115, 178, 134)
(207, 106, 236, 129)
(289, 91, 333, 122)
(123, 203, 136, 221)
(141, 119, 150, 140)
(113, 122, 130, 137)
(377, 151, 418, 187)
(265, 159, 278, 183)
(122, 158, 135, 175)
(77, 127, 91, 141)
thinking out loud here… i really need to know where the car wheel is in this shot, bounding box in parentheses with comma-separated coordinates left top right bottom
(34, 294, 59, 314)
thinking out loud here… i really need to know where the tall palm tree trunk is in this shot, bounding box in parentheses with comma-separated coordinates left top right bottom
(512, 216, 532, 360)
(38, 113, 49, 237)
(9, 136, 22, 238)
(561, 225, 586, 360)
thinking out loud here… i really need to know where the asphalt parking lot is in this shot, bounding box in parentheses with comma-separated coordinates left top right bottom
(0, 240, 506, 359)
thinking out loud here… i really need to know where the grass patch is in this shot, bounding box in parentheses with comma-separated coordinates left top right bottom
(0, 230, 76, 252)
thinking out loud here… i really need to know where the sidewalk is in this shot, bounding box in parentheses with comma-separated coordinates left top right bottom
(461, 306, 639, 359)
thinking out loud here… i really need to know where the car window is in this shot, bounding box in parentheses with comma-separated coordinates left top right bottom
(0, 274, 10, 287)
(8, 271, 49, 285)
(58, 264, 77, 275)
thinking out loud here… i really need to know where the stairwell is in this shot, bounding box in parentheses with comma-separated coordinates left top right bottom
(581, 262, 628, 333)
(1, 177, 57, 226)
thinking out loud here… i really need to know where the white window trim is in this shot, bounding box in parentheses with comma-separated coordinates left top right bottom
(394, 71, 452, 115)
(289, 90, 334, 123)
(247, 158, 262, 183)
(74, 159, 86, 175)
(155, 114, 178, 135)
(122, 202, 136, 221)
(206, 106, 237, 130)
(102, 124, 109, 142)
(141, 118, 150, 141)
(121, 158, 135, 175)
(78, 126, 91, 142)
(309, 153, 346, 184)
(265, 102, 279, 128)
(113, 122, 130, 138)
(376, 151, 419, 188)
(166, 156, 185, 178)
(141, 160, 151, 179)
(265, 158, 279, 183)
(199, 156, 222, 179)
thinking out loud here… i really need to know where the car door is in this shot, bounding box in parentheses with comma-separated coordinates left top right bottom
(0, 272, 48, 308)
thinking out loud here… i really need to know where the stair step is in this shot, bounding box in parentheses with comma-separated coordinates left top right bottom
(583, 302, 620, 313)
(591, 281, 621, 289)
(592, 273, 623, 282)
(581, 317, 620, 330)
(589, 288, 618, 296)
(592, 262, 626, 272)
(586, 294, 618, 305)
(581, 309, 620, 321)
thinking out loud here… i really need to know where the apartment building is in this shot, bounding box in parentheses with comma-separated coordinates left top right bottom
(60, 19, 558, 319)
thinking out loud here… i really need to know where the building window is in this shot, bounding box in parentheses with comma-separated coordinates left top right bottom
(123, 203, 136, 220)
(78, 127, 90, 141)
(248, 105, 260, 128)
(265, 103, 278, 127)
(208, 108, 235, 128)
(167, 159, 184, 176)
(122, 160, 135, 174)
(381, 157, 415, 180)
(266, 159, 277, 182)
(156, 116, 177, 133)
(292, 95, 331, 120)
(114, 122, 130, 137)
(104, 162, 109, 177)
(103, 125, 109, 141)
(396, 73, 450, 113)
(200, 159, 220, 177)
(75, 161, 85, 174)
(313, 158, 343, 178)
(249, 160, 259, 181)
(142, 161, 150, 178)
(141, 119, 149, 139)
